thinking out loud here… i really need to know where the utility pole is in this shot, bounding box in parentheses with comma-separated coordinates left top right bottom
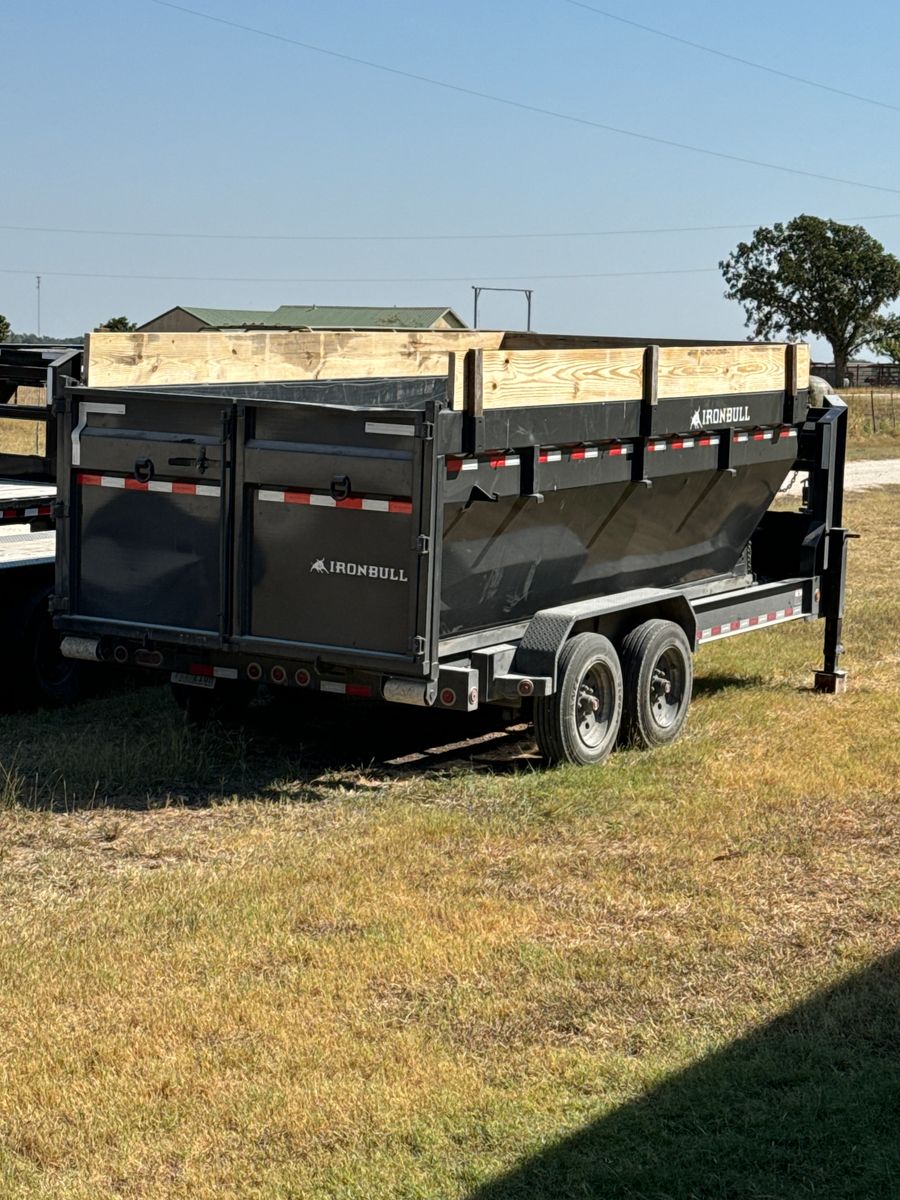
(472, 286, 534, 330)
(35, 275, 41, 337)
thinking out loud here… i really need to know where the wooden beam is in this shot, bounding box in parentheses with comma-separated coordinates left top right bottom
(656, 344, 793, 399)
(85, 330, 810, 408)
(84, 330, 505, 388)
(481, 343, 807, 409)
(480, 348, 645, 408)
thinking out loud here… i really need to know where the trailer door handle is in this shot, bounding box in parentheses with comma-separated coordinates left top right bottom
(134, 457, 155, 483)
(330, 474, 351, 501)
(167, 448, 218, 473)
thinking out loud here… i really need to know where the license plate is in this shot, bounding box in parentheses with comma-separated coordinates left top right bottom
(171, 671, 215, 689)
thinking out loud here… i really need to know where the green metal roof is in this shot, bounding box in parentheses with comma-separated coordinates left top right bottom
(267, 306, 466, 329)
(179, 306, 276, 326)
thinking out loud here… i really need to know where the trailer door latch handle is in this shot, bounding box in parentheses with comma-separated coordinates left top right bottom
(167, 448, 215, 474)
(330, 474, 351, 501)
(134, 457, 155, 483)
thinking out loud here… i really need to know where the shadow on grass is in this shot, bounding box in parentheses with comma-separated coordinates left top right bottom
(0, 682, 537, 810)
(692, 672, 767, 698)
(467, 950, 900, 1200)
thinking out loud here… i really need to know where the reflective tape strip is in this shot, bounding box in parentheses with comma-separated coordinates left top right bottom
(78, 474, 220, 497)
(446, 454, 520, 472)
(320, 680, 372, 697)
(538, 444, 632, 464)
(733, 427, 798, 444)
(187, 664, 238, 680)
(697, 606, 798, 643)
(364, 422, 415, 437)
(2, 505, 53, 519)
(651, 436, 720, 453)
(258, 488, 412, 515)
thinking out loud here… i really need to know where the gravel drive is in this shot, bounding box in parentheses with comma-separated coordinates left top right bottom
(781, 459, 900, 496)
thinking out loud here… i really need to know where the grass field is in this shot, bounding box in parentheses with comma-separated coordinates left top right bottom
(0, 489, 897, 1199)
(839, 389, 899, 460)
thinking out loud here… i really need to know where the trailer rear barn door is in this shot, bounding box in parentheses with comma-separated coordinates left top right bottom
(238, 403, 433, 664)
(70, 393, 228, 635)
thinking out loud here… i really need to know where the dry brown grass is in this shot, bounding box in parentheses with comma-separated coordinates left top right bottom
(0, 488, 896, 1198)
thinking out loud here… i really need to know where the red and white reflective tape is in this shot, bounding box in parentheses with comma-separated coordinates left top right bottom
(697, 606, 799, 643)
(319, 680, 372, 697)
(648, 435, 720, 453)
(258, 488, 412, 514)
(540, 443, 633, 464)
(78, 473, 220, 498)
(2, 504, 53, 520)
(446, 453, 521, 473)
(189, 663, 239, 680)
(733, 427, 798, 444)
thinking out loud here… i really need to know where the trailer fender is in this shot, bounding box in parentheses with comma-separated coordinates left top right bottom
(513, 588, 697, 686)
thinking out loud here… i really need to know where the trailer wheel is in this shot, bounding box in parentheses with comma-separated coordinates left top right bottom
(534, 633, 623, 766)
(11, 588, 82, 707)
(170, 680, 257, 725)
(620, 619, 693, 749)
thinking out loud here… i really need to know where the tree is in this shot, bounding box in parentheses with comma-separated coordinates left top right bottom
(97, 316, 136, 332)
(720, 215, 900, 385)
(0, 314, 10, 342)
(868, 313, 900, 362)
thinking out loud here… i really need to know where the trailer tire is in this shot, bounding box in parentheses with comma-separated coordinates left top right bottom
(534, 633, 623, 766)
(170, 680, 257, 725)
(10, 588, 83, 708)
(620, 619, 693, 749)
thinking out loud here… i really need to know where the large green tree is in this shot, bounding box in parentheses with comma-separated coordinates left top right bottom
(720, 215, 900, 385)
(868, 313, 900, 363)
(0, 313, 10, 342)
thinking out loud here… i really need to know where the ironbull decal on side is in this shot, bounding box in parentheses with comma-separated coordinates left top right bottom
(690, 404, 751, 430)
(310, 557, 408, 582)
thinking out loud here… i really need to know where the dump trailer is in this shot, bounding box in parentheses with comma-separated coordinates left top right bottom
(0, 344, 83, 704)
(54, 330, 850, 764)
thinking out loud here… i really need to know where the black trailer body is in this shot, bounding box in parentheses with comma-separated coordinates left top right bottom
(54, 340, 851, 763)
(0, 344, 84, 704)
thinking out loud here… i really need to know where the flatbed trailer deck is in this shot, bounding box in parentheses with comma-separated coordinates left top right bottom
(56, 330, 850, 763)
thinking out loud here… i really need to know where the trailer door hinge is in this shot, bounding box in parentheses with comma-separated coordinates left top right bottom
(410, 634, 427, 658)
(416, 534, 431, 555)
(419, 421, 434, 441)
(52, 500, 66, 519)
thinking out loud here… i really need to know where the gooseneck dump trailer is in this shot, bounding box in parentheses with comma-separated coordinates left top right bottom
(55, 330, 850, 764)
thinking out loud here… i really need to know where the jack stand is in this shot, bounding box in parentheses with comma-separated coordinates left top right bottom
(814, 669, 847, 694)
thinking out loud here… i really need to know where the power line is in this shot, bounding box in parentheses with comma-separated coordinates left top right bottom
(4, 212, 900, 243)
(149, 0, 900, 196)
(0, 265, 719, 284)
(561, 0, 900, 114)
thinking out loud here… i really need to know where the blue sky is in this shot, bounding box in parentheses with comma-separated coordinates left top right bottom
(4, 0, 900, 350)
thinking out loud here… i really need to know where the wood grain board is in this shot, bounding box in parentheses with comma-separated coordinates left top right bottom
(481, 344, 810, 408)
(85, 330, 504, 388)
(480, 348, 645, 407)
(85, 331, 810, 409)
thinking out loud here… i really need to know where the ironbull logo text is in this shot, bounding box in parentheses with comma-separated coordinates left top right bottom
(691, 404, 751, 430)
(310, 557, 408, 582)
